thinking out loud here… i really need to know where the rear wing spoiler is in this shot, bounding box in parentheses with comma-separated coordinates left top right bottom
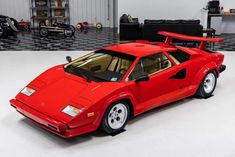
(158, 31, 224, 50)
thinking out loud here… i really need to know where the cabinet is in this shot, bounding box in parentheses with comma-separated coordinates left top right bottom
(30, 0, 70, 28)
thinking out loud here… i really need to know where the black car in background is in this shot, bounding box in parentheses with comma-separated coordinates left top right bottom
(39, 20, 75, 37)
(0, 15, 19, 38)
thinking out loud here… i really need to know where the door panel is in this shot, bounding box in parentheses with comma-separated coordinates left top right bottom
(126, 52, 191, 114)
(127, 66, 189, 113)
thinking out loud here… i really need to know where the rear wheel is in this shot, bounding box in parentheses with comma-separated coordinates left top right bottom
(64, 28, 73, 37)
(101, 101, 130, 134)
(39, 28, 48, 37)
(0, 25, 4, 37)
(196, 71, 217, 98)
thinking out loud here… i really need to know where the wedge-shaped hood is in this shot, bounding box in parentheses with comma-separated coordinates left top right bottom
(29, 78, 86, 112)
(16, 65, 126, 123)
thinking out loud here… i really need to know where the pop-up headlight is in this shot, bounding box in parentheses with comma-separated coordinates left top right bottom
(21, 87, 36, 96)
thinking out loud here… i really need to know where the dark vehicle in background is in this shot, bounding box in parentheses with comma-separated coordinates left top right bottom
(0, 15, 19, 38)
(39, 21, 75, 37)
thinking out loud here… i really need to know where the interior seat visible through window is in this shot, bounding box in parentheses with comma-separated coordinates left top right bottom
(128, 52, 173, 80)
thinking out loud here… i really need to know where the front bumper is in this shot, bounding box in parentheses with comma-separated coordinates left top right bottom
(219, 65, 226, 73)
(10, 99, 96, 138)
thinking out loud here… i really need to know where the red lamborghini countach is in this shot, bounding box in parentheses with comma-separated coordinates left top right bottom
(10, 32, 226, 138)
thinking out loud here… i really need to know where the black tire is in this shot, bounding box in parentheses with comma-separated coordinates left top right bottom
(196, 70, 217, 98)
(96, 23, 102, 29)
(0, 25, 4, 38)
(76, 23, 82, 31)
(64, 28, 73, 37)
(70, 25, 76, 35)
(101, 101, 130, 134)
(10, 17, 20, 30)
(39, 28, 48, 37)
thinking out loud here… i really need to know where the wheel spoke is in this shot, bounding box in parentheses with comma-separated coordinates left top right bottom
(203, 73, 216, 94)
(107, 103, 128, 130)
(111, 119, 114, 123)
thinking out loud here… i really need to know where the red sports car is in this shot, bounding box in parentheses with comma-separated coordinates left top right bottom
(10, 32, 226, 138)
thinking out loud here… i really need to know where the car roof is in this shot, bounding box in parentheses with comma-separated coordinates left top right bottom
(103, 43, 172, 57)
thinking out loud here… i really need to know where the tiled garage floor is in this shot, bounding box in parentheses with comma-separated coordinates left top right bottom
(0, 28, 234, 51)
(0, 28, 119, 51)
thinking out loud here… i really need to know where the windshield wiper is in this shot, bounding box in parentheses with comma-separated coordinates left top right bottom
(77, 69, 91, 82)
(92, 74, 110, 82)
(65, 67, 91, 82)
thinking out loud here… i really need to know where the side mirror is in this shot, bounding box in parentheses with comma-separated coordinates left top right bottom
(135, 75, 150, 82)
(66, 56, 72, 63)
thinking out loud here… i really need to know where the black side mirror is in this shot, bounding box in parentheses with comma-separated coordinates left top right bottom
(135, 75, 150, 82)
(66, 56, 72, 63)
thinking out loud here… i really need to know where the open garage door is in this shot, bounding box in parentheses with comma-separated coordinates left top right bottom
(70, 0, 117, 28)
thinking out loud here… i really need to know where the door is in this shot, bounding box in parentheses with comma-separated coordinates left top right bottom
(70, 0, 116, 27)
(126, 52, 188, 114)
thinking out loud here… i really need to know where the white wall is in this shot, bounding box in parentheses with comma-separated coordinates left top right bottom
(118, 0, 235, 22)
(221, 1, 235, 11)
(118, 0, 235, 33)
(220, 1, 235, 33)
(0, 0, 115, 27)
(118, 0, 208, 23)
(0, 0, 30, 21)
(0, 0, 235, 30)
(70, 0, 115, 27)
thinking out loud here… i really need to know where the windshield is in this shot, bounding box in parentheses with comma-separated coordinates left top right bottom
(64, 49, 136, 82)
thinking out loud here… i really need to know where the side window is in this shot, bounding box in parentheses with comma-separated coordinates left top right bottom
(168, 49, 191, 64)
(129, 53, 172, 80)
(128, 62, 142, 80)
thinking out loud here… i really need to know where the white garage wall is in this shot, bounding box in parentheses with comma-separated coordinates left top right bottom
(221, 1, 235, 11)
(0, 0, 115, 27)
(0, 0, 234, 28)
(219, 1, 235, 33)
(118, 0, 208, 22)
(118, 0, 235, 32)
(70, 0, 115, 27)
(0, 0, 30, 21)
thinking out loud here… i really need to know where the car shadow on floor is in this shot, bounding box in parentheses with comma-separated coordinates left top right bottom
(18, 96, 196, 147)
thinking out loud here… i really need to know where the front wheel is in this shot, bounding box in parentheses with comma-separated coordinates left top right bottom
(96, 23, 102, 29)
(101, 101, 130, 134)
(76, 23, 82, 30)
(196, 70, 217, 98)
(70, 25, 76, 35)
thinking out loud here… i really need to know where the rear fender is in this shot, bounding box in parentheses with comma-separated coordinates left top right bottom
(191, 62, 219, 88)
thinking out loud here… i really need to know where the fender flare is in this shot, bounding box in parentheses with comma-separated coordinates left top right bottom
(191, 62, 219, 88)
(102, 91, 136, 114)
(94, 91, 137, 127)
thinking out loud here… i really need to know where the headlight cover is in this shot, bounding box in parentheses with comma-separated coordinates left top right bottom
(21, 87, 36, 96)
(62, 105, 83, 117)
